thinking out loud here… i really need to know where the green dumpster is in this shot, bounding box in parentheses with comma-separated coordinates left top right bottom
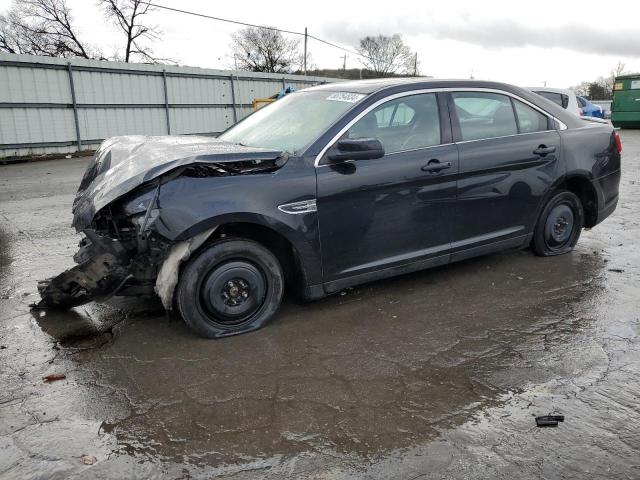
(612, 74, 640, 128)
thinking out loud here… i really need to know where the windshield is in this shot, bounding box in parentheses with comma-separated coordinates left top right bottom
(219, 90, 366, 154)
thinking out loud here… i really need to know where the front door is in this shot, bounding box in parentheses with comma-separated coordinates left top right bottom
(316, 92, 458, 289)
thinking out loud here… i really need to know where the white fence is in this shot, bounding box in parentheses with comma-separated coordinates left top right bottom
(591, 100, 612, 115)
(0, 53, 337, 158)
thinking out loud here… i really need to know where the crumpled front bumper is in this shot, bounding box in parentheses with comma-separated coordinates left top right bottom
(34, 230, 131, 309)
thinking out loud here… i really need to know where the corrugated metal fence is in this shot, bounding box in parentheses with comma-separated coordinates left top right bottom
(0, 53, 337, 158)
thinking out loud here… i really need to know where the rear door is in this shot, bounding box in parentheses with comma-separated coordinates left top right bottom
(448, 91, 562, 258)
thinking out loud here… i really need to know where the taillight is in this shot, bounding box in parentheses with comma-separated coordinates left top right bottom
(615, 132, 622, 154)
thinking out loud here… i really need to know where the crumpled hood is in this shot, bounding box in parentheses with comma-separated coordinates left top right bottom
(72, 135, 283, 230)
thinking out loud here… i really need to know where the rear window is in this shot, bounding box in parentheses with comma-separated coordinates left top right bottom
(534, 91, 569, 109)
(513, 100, 549, 133)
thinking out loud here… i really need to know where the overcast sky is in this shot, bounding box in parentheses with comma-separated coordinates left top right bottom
(1, 0, 639, 87)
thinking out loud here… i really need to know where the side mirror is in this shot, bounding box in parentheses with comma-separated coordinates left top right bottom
(327, 138, 385, 162)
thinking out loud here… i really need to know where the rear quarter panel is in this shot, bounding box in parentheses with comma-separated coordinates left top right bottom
(560, 123, 621, 212)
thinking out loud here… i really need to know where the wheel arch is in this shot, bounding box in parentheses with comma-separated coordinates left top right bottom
(537, 173, 599, 228)
(208, 222, 312, 298)
(171, 213, 322, 299)
(558, 174, 599, 227)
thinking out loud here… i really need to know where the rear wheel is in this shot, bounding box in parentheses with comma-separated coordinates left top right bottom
(532, 190, 584, 256)
(176, 238, 284, 338)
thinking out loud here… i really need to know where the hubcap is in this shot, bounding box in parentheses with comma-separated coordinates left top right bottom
(221, 278, 250, 306)
(545, 203, 575, 248)
(199, 261, 266, 325)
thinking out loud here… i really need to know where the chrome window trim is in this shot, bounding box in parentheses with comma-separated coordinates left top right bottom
(454, 129, 559, 145)
(313, 87, 567, 167)
(317, 142, 457, 167)
(385, 142, 455, 156)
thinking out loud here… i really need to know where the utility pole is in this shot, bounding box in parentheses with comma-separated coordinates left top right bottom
(413, 52, 418, 76)
(343, 54, 347, 72)
(303, 27, 308, 76)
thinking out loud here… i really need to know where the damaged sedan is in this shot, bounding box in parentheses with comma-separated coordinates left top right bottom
(36, 79, 621, 338)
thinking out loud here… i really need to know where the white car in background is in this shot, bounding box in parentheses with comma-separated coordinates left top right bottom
(527, 87, 582, 116)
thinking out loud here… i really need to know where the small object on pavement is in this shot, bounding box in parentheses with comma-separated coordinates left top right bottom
(81, 454, 97, 465)
(535, 415, 565, 427)
(43, 374, 66, 383)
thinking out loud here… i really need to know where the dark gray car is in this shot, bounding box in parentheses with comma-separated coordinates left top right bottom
(36, 78, 622, 338)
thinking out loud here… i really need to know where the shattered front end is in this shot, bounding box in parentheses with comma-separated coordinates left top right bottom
(33, 135, 285, 311)
(36, 230, 132, 308)
(35, 184, 170, 309)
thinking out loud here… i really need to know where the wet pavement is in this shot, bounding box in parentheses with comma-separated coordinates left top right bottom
(1, 131, 639, 479)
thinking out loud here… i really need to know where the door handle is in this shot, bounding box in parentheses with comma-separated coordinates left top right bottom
(533, 145, 556, 156)
(421, 160, 452, 173)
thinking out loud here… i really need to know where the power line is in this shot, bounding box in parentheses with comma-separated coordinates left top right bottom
(139, 1, 370, 62)
(307, 33, 363, 59)
(139, 2, 302, 36)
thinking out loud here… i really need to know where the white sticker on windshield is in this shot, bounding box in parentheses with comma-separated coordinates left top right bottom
(326, 92, 365, 103)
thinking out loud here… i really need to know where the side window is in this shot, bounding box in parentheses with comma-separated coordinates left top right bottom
(390, 103, 415, 126)
(535, 91, 564, 107)
(452, 92, 517, 141)
(576, 96, 587, 108)
(372, 102, 415, 128)
(346, 93, 440, 154)
(513, 100, 549, 133)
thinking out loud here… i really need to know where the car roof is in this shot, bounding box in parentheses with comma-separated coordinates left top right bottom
(307, 77, 531, 95)
(302, 77, 585, 130)
(526, 86, 575, 95)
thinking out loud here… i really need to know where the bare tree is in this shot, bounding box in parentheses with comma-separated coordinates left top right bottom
(612, 61, 626, 78)
(571, 81, 591, 97)
(0, 12, 26, 55)
(356, 34, 414, 76)
(100, 0, 160, 62)
(607, 61, 627, 90)
(571, 61, 629, 100)
(0, 0, 95, 58)
(231, 26, 300, 73)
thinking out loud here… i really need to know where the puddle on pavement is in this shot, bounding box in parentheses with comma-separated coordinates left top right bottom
(31, 297, 166, 348)
(75, 247, 607, 466)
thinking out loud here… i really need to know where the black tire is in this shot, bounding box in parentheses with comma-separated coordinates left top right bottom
(532, 190, 584, 257)
(176, 238, 284, 338)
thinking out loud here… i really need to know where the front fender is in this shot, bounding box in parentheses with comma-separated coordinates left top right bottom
(156, 210, 322, 287)
(147, 161, 321, 285)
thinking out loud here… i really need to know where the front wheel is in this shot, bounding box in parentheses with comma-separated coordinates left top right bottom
(532, 190, 584, 256)
(176, 239, 284, 338)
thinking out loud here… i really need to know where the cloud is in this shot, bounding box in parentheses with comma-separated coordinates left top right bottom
(321, 17, 640, 58)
